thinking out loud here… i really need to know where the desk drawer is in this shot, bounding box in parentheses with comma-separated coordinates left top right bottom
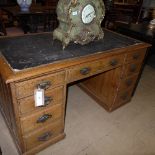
(23, 120, 63, 151)
(125, 49, 146, 64)
(18, 86, 64, 115)
(15, 71, 65, 99)
(67, 55, 123, 83)
(20, 104, 63, 134)
(113, 88, 133, 110)
(123, 62, 142, 77)
(119, 74, 139, 90)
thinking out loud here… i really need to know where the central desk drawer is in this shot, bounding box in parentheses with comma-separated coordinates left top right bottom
(23, 120, 63, 151)
(67, 55, 123, 83)
(18, 86, 64, 115)
(15, 71, 65, 99)
(20, 104, 63, 134)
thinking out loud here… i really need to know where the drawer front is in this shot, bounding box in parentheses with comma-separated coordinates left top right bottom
(67, 55, 124, 83)
(21, 104, 63, 134)
(15, 71, 65, 99)
(125, 49, 146, 64)
(113, 88, 133, 109)
(123, 62, 142, 77)
(18, 86, 64, 115)
(24, 120, 63, 151)
(119, 74, 139, 90)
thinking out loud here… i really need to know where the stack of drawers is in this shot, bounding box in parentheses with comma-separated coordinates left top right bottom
(113, 49, 146, 109)
(14, 71, 66, 154)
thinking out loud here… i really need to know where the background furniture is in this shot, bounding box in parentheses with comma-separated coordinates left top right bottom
(2, 5, 57, 33)
(114, 0, 143, 23)
(103, 0, 144, 29)
(0, 15, 6, 35)
(0, 0, 58, 34)
(0, 29, 150, 154)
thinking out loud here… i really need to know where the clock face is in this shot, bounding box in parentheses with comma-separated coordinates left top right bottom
(26, 0, 32, 5)
(17, 0, 22, 4)
(82, 4, 96, 24)
(17, 0, 32, 5)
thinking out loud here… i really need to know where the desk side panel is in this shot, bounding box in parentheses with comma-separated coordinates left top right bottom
(0, 76, 24, 154)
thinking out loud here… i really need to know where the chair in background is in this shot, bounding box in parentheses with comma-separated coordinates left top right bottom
(103, 0, 143, 30)
(44, 0, 58, 31)
(102, 0, 117, 29)
(0, 20, 6, 36)
(0, 8, 24, 36)
(0, 11, 7, 36)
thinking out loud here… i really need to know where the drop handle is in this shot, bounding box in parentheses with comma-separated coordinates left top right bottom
(44, 96, 53, 106)
(36, 114, 52, 123)
(109, 59, 118, 66)
(133, 53, 140, 60)
(37, 81, 51, 90)
(130, 64, 137, 72)
(80, 67, 91, 75)
(38, 132, 52, 141)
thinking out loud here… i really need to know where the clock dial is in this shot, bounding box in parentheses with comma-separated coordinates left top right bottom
(17, 0, 32, 5)
(17, 0, 22, 4)
(26, 0, 32, 5)
(82, 4, 96, 24)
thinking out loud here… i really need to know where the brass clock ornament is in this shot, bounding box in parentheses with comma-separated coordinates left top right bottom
(53, 0, 105, 49)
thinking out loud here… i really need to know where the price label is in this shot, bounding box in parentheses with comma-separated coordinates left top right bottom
(72, 11, 78, 16)
(34, 88, 45, 107)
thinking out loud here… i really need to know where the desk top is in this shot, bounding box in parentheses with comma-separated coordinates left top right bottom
(0, 29, 143, 71)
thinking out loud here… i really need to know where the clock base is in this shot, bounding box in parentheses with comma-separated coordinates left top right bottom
(53, 25, 104, 49)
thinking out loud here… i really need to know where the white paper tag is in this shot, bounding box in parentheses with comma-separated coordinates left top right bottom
(34, 88, 45, 107)
(72, 11, 78, 16)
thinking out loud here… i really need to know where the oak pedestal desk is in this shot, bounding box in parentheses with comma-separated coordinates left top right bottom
(0, 30, 150, 155)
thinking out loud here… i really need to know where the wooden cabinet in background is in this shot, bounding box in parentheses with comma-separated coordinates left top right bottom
(113, 0, 143, 23)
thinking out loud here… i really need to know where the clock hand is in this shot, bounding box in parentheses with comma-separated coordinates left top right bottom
(86, 11, 95, 18)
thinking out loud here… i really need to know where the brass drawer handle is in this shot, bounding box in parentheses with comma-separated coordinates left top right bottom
(36, 114, 52, 123)
(44, 96, 53, 106)
(109, 59, 118, 66)
(38, 131, 52, 141)
(80, 67, 91, 75)
(129, 64, 137, 72)
(38, 96, 53, 107)
(126, 79, 133, 86)
(37, 81, 51, 90)
(133, 53, 140, 60)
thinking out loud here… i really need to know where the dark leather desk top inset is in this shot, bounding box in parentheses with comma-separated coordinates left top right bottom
(0, 29, 141, 71)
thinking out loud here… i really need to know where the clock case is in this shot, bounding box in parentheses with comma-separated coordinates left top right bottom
(53, 0, 105, 49)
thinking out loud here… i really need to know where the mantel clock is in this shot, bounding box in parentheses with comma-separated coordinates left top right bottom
(53, 0, 105, 49)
